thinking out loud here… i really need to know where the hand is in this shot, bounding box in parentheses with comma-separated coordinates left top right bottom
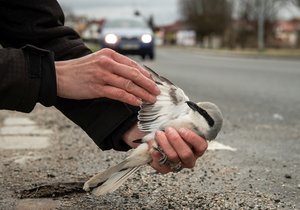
(55, 48, 160, 106)
(149, 127, 208, 174)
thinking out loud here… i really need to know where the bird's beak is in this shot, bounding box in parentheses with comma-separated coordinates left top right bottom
(186, 101, 198, 111)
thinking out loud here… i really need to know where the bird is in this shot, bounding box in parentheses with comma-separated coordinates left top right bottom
(83, 65, 223, 196)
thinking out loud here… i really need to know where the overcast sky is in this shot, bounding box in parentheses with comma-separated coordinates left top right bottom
(57, 0, 300, 25)
(57, 0, 180, 25)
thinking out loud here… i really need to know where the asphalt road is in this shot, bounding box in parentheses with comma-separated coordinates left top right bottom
(144, 47, 300, 207)
(0, 47, 299, 209)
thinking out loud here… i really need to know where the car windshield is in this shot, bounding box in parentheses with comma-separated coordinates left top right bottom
(104, 19, 148, 29)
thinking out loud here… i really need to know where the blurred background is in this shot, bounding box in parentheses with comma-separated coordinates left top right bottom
(1, 1, 299, 209)
(58, 0, 300, 53)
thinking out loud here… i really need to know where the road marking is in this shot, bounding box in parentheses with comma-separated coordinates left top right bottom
(208, 141, 237, 151)
(0, 117, 52, 150)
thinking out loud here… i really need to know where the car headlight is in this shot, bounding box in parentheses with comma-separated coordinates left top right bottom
(141, 34, 152, 43)
(104, 34, 118, 44)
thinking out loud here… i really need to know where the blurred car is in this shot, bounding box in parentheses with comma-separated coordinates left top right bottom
(100, 18, 155, 60)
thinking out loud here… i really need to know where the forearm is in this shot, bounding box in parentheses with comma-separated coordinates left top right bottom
(0, 45, 57, 112)
(0, 0, 141, 151)
(55, 98, 139, 151)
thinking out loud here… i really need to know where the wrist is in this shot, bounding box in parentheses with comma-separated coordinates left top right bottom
(55, 61, 67, 98)
(122, 123, 145, 148)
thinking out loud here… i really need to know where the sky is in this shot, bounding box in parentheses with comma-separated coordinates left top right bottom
(57, 0, 300, 25)
(57, 0, 180, 25)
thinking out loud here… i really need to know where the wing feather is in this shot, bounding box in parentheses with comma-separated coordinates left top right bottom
(138, 66, 189, 134)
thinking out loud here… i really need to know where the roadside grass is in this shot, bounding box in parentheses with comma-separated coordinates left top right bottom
(85, 42, 101, 52)
(84, 41, 300, 59)
(165, 45, 300, 59)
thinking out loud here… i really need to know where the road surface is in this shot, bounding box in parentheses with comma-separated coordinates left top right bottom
(0, 47, 299, 209)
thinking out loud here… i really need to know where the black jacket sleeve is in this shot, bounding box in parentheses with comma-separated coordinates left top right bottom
(0, 0, 138, 151)
(0, 45, 56, 112)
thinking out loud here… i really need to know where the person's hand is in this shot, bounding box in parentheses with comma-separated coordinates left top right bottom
(149, 127, 208, 174)
(123, 124, 208, 174)
(55, 48, 160, 106)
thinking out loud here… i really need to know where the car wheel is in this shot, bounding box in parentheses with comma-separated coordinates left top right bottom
(149, 52, 155, 60)
(141, 54, 146, 60)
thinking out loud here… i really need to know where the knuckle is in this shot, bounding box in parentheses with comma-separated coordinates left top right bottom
(160, 170, 170, 175)
(98, 55, 112, 68)
(101, 72, 110, 83)
(101, 48, 114, 55)
(166, 151, 179, 163)
(202, 140, 208, 151)
(195, 140, 208, 156)
(181, 150, 193, 162)
(130, 60, 139, 68)
(131, 68, 141, 80)
(125, 80, 135, 92)
(184, 131, 194, 139)
(185, 161, 195, 169)
(115, 89, 126, 99)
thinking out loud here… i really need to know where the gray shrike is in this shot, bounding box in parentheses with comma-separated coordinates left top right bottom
(83, 66, 223, 196)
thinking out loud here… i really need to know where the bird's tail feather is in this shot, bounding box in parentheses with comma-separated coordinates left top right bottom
(83, 143, 151, 196)
(92, 166, 140, 196)
(83, 161, 128, 192)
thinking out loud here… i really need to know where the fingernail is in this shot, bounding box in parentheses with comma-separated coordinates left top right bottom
(179, 128, 188, 135)
(154, 85, 161, 95)
(149, 95, 157, 103)
(179, 128, 187, 134)
(156, 130, 163, 136)
(136, 99, 143, 106)
(166, 127, 173, 133)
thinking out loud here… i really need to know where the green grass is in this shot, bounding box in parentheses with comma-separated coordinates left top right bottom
(85, 42, 101, 52)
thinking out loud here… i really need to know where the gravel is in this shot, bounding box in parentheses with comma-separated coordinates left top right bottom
(0, 105, 298, 209)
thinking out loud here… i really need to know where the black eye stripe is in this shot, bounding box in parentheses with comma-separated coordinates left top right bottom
(186, 101, 215, 127)
(196, 106, 215, 127)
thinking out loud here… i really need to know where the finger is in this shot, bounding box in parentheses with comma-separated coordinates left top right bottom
(114, 64, 160, 97)
(178, 128, 208, 158)
(95, 53, 160, 97)
(155, 131, 181, 164)
(108, 50, 152, 79)
(103, 59, 160, 97)
(103, 73, 157, 104)
(102, 86, 142, 106)
(165, 127, 196, 168)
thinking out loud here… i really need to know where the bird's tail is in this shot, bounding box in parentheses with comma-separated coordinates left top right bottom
(83, 143, 151, 196)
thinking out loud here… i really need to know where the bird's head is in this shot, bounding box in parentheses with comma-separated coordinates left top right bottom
(186, 101, 223, 140)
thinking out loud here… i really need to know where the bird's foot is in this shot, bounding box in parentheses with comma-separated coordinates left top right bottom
(153, 146, 168, 165)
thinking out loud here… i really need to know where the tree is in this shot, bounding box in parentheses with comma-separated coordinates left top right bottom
(179, 0, 233, 46)
(236, 0, 295, 48)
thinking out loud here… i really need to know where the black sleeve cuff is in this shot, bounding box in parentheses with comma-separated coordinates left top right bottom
(55, 97, 139, 151)
(22, 44, 57, 108)
(99, 104, 139, 151)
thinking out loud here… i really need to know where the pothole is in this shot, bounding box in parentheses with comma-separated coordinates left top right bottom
(16, 182, 86, 199)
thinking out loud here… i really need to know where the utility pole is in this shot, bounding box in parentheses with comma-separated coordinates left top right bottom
(196, 0, 204, 15)
(257, 0, 265, 51)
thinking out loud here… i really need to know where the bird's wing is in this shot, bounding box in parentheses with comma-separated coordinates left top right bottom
(138, 66, 189, 134)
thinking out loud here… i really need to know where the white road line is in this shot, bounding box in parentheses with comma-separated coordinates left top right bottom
(208, 141, 237, 151)
(0, 117, 52, 150)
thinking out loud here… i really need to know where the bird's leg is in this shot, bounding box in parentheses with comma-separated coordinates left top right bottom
(153, 145, 168, 165)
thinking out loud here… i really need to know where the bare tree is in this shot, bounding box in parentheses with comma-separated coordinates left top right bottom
(237, 0, 292, 21)
(179, 0, 233, 47)
(236, 0, 295, 48)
